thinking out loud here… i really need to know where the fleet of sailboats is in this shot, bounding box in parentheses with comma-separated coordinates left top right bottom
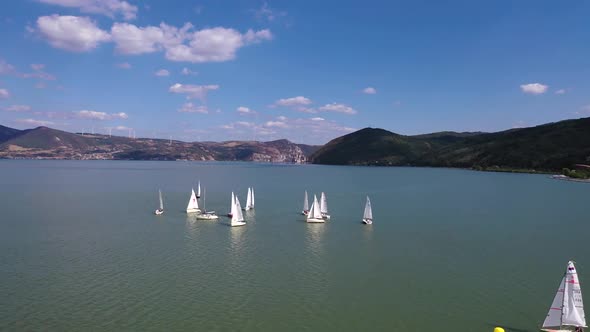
(154, 189, 164, 215)
(362, 196, 373, 224)
(541, 261, 586, 332)
(306, 195, 325, 223)
(186, 188, 201, 213)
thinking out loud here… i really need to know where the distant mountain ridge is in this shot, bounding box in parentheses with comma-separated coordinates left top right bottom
(0, 125, 319, 163)
(310, 117, 590, 171)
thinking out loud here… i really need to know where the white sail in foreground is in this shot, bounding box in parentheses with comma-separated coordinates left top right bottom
(362, 196, 373, 224)
(154, 189, 164, 215)
(306, 195, 325, 223)
(245, 187, 253, 211)
(227, 191, 235, 217)
(186, 188, 201, 213)
(231, 196, 246, 226)
(302, 191, 309, 215)
(320, 192, 330, 219)
(196, 188, 218, 220)
(252, 187, 255, 207)
(542, 261, 586, 331)
(197, 181, 201, 198)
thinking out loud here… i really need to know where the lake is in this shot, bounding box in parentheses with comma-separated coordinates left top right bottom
(1, 160, 589, 331)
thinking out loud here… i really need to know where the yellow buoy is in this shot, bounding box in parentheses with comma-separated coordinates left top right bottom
(494, 328, 505, 332)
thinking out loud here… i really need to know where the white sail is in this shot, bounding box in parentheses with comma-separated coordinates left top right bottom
(245, 187, 253, 210)
(251, 187, 255, 208)
(230, 191, 235, 214)
(232, 197, 245, 223)
(307, 200, 316, 221)
(363, 196, 372, 220)
(303, 191, 309, 211)
(186, 188, 200, 212)
(542, 261, 587, 329)
(158, 189, 163, 210)
(197, 181, 201, 197)
(307, 195, 323, 221)
(320, 192, 328, 214)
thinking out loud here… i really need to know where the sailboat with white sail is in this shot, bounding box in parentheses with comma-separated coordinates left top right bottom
(302, 190, 309, 215)
(230, 195, 246, 227)
(244, 187, 255, 211)
(320, 192, 330, 219)
(541, 260, 586, 332)
(362, 196, 373, 224)
(186, 188, 201, 213)
(154, 189, 164, 215)
(227, 191, 235, 217)
(306, 195, 325, 223)
(196, 188, 218, 220)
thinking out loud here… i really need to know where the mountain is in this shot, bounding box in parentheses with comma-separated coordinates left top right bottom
(0, 125, 319, 163)
(310, 117, 590, 171)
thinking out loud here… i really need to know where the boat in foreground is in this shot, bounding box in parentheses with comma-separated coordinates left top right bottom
(320, 192, 330, 220)
(186, 188, 201, 213)
(230, 195, 246, 227)
(540, 260, 586, 332)
(362, 196, 373, 224)
(306, 195, 325, 223)
(301, 190, 309, 215)
(196, 188, 218, 220)
(154, 189, 164, 215)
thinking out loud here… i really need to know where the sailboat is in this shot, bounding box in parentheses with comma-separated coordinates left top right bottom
(302, 190, 309, 215)
(186, 188, 201, 213)
(230, 195, 246, 227)
(362, 196, 373, 224)
(197, 181, 201, 199)
(244, 187, 255, 211)
(306, 195, 325, 223)
(541, 261, 586, 331)
(196, 188, 218, 220)
(154, 189, 164, 215)
(227, 191, 235, 217)
(320, 192, 331, 219)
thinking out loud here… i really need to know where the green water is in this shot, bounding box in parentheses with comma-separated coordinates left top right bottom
(0, 160, 589, 331)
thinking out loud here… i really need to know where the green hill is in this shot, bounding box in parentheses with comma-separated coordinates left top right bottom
(310, 117, 590, 171)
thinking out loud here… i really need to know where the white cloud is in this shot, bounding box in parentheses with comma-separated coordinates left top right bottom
(15, 118, 54, 126)
(265, 120, 288, 128)
(181, 67, 197, 75)
(111, 22, 191, 54)
(319, 103, 357, 114)
(0, 88, 10, 99)
(237, 106, 256, 115)
(22, 64, 56, 80)
(2, 105, 31, 112)
(177, 102, 208, 114)
(37, 0, 138, 20)
(243, 29, 273, 44)
(311, 117, 324, 121)
(30, 64, 45, 71)
(75, 110, 128, 120)
(274, 96, 312, 107)
(116, 62, 132, 69)
(0, 59, 16, 75)
(37, 15, 111, 52)
(362, 87, 377, 94)
(169, 83, 219, 100)
(253, 2, 287, 22)
(520, 83, 548, 95)
(155, 69, 170, 77)
(277, 116, 287, 121)
(555, 89, 566, 95)
(235, 121, 254, 127)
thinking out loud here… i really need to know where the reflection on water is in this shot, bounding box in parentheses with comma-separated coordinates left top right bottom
(362, 223, 374, 242)
(305, 223, 325, 257)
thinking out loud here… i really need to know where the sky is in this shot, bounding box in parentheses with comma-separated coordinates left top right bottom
(0, 0, 589, 144)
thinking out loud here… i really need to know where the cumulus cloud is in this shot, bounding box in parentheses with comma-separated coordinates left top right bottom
(362, 87, 377, 94)
(15, 118, 54, 126)
(22, 64, 56, 80)
(319, 103, 357, 114)
(169, 83, 219, 101)
(177, 102, 208, 114)
(37, 0, 138, 20)
(273, 96, 312, 107)
(155, 69, 170, 77)
(116, 62, 132, 69)
(181, 67, 197, 75)
(114, 125, 131, 130)
(555, 89, 566, 95)
(237, 106, 256, 115)
(75, 110, 128, 120)
(0, 88, 10, 99)
(520, 83, 548, 95)
(265, 120, 288, 128)
(311, 117, 324, 121)
(243, 29, 273, 44)
(2, 105, 31, 112)
(253, 2, 287, 22)
(37, 15, 111, 52)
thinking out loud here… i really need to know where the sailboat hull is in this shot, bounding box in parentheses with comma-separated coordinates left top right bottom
(322, 214, 331, 220)
(196, 213, 219, 220)
(154, 209, 164, 215)
(230, 221, 246, 227)
(541, 329, 583, 332)
(362, 218, 372, 224)
(301, 210, 308, 216)
(306, 218, 325, 223)
(186, 208, 201, 213)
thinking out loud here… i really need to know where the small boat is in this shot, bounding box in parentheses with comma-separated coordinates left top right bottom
(196, 180, 201, 199)
(154, 189, 164, 215)
(244, 187, 255, 211)
(196, 188, 218, 220)
(230, 195, 246, 227)
(306, 195, 325, 223)
(541, 260, 586, 331)
(186, 188, 201, 213)
(320, 192, 330, 220)
(362, 196, 373, 224)
(227, 191, 235, 217)
(301, 190, 309, 215)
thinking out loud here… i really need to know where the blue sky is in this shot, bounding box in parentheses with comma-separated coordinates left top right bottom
(0, 0, 589, 144)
